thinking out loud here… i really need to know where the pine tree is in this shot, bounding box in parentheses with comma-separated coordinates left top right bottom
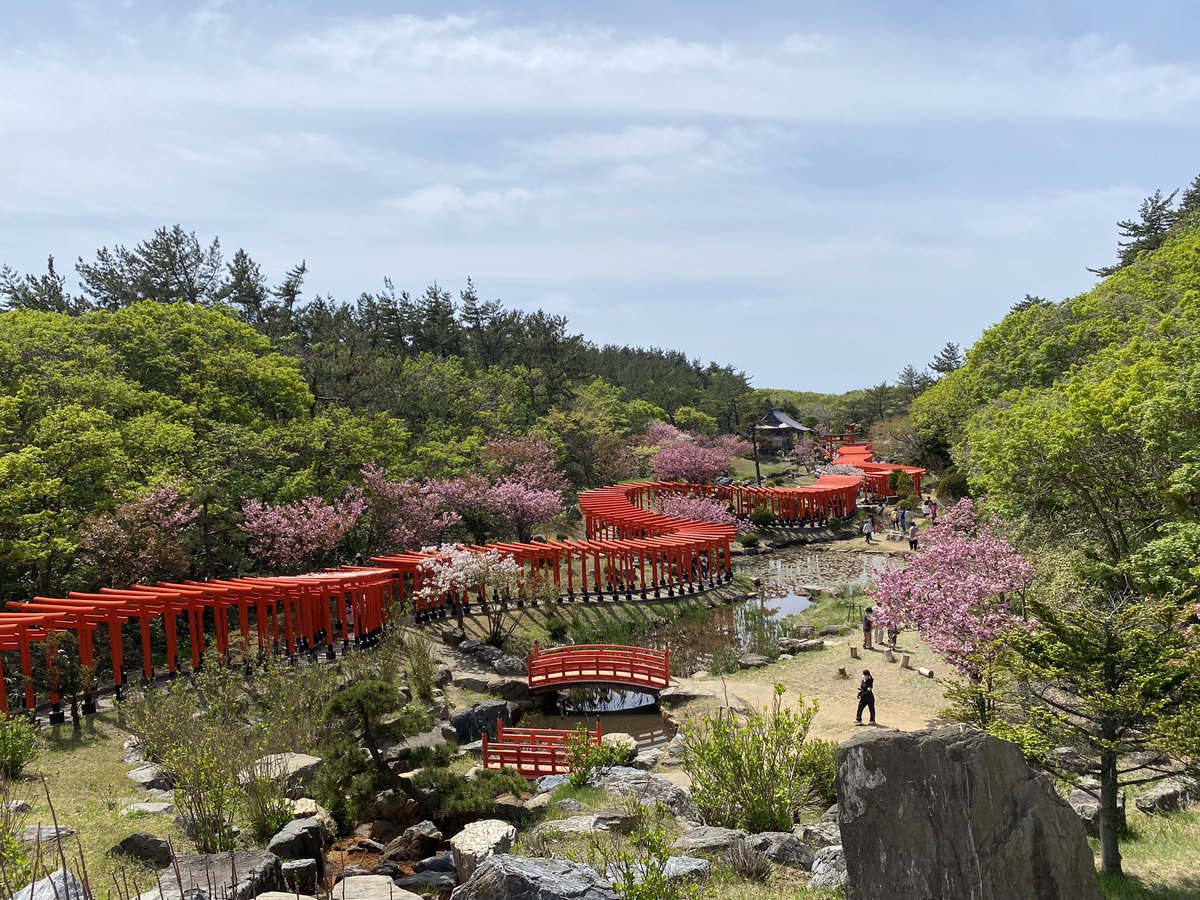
(1088, 189, 1178, 277)
(897, 364, 934, 400)
(0, 255, 83, 314)
(76, 225, 224, 308)
(929, 341, 963, 375)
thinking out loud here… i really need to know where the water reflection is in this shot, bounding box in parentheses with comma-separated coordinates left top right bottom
(522, 687, 674, 750)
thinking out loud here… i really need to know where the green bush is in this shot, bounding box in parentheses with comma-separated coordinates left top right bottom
(586, 799, 703, 900)
(313, 735, 379, 831)
(545, 616, 570, 642)
(680, 684, 822, 832)
(240, 756, 294, 844)
(410, 768, 529, 832)
(827, 517, 842, 532)
(797, 738, 838, 806)
(738, 533, 760, 548)
(565, 728, 624, 788)
(749, 508, 776, 530)
(403, 632, 436, 703)
(937, 469, 971, 504)
(0, 717, 39, 779)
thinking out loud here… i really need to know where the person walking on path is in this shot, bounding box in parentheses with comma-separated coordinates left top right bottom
(862, 607, 874, 650)
(862, 516, 875, 543)
(908, 522, 919, 551)
(856, 669, 876, 725)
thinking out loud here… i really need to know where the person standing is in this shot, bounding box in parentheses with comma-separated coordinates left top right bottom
(899, 506, 907, 531)
(862, 516, 874, 543)
(874, 617, 887, 647)
(856, 669, 876, 725)
(908, 522, 919, 551)
(862, 607, 874, 650)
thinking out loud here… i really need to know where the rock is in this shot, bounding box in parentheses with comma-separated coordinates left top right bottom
(1135, 778, 1194, 815)
(138, 850, 282, 900)
(110, 833, 172, 868)
(808, 845, 847, 889)
(450, 854, 617, 900)
(597, 769, 701, 824)
(746, 831, 814, 869)
(442, 626, 466, 646)
(554, 798, 583, 814)
(441, 723, 461, 742)
(534, 774, 569, 796)
(416, 852, 457, 873)
(474, 644, 503, 664)
(267, 817, 325, 878)
(523, 793, 554, 812)
(455, 673, 492, 693)
(257, 893, 316, 900)
(435, 665, 454, 687)
(20, 825, 76, 844)
(2, 800, 31, 814)
(631, 748, 661, 770)
(396, 871, 457, 891)
(791, 624, 817, 639)
(798, 820, 841, 848)
(120, 802, 174, 816)
(737, 653, 771, 669)
(658, 685, 718, 704)
(122, 737, 146, 764)
(15, 871, 86, 900)
(334, 866, 373, 881)
(606, 856, 710, 886)
(448, 701, 511, 743)
(817, 625, 842, 636)
(281, 858, 318, 895)
(600, 733, 638, 766)
(819, 803, 839, 823)
(1067, 788, 1126, 838)
(459, 639, 483, 654)
(494, 792, 528, 822)
(371, 788, 422, 825)
(290, 798, 336, 841)
(128, 764, 172, 791)
(250, 752, 323, 796)
(493, 653, 528, 676)
(449, 819, 516, 883)
(383, 820, 443, 862)
(535, 815, 597, 836)
(593, 807, 638, 833)
(671, 826, 747, 855)
(335, 875, 421, 900)
(485, 675, 530, 701)
(352, 838, 387, 853)
(837, 728, 1100, 900)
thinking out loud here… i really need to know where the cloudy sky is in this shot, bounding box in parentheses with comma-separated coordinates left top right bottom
(2, 2, 1198, 391)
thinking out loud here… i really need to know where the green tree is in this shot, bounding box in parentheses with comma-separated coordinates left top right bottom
(1089, 189, 1178, 277)
(929, 341, 964, 375)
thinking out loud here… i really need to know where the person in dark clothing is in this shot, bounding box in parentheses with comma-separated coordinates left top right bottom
(862, 607, 874, 650)
(856, 669, 876, 725)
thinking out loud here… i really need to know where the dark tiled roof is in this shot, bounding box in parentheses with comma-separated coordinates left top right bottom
(761, 408, 811, 431)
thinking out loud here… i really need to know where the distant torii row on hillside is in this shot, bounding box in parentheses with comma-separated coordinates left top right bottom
(0, 444, 921, 721)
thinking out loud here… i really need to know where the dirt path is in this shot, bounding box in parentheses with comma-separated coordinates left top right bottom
(674, 633, 951, 744)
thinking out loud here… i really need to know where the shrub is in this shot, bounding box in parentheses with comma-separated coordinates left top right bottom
(738, 533, 760, 548)
(403, 632, 436, 703)
(584, 799, 703, 900)
(724, 837, 773, 881)
(240, 754, 294, 845)
(248, 655, 336, 754)
(410, 768, 528, 832)
(545, 616, 570, 642)
(937, 469, 971, 504)
(827, 517, 842, 532)
(707, 646, 741, 676)
(565, 728, 623, 788)
(313, 734, 379, 831)
(749, 508, 776, 530)
(0, 717, 39, 779)
(797, 738, 838, 806)
(679, 683, 821, 832)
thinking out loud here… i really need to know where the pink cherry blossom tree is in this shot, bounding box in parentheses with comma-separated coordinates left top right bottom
(814, 463, 866, 479)
(869, 498, 1033, 725)
(417, 544, 527, 642)
(656, 494, 750, 533)
(361, 464, 461, 553)
(241, 486, 367, 573)
(80, 480, 199, 586)
(485, 480, 563, 542)
(652, 440, 734, 482)
(641, 420, 685, 447)
(482, 435, 568, 493)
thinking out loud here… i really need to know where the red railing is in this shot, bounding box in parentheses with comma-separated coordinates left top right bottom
(481, 719, 602, 777)
(527, 643, 671, 693)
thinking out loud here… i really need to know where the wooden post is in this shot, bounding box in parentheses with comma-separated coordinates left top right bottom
(850, 646, 860, 659)
(900, 654, 911, 669)
(837, 666, 848, 678)
(917, 666, 934, 678)
(884, 649, 895, 663)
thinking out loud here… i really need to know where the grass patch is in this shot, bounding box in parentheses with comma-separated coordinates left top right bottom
(1093, 808, 1200, 898)
(546, 784, 609, 814)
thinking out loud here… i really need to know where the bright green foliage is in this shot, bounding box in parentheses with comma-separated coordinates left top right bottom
(796, 738, 838, 807)
(680, 684, 821, 832)
(564, 727, 624, 788)
(409, 768, 529, 832)
(585, 800, 705, 900)
(0, 716, 39, 779)
(748, 508, 775, 530)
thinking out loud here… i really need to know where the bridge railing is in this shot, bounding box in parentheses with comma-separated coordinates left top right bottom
(526, 642, 671, 691)
(481, 719, 602, 776)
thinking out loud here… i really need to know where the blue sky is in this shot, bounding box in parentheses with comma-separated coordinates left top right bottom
(2, 2, 1198, 391)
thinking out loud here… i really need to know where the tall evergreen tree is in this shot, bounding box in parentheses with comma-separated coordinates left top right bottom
(0, 256, 83, 314)
(929, 341, 964, 375)
(76, 225, 225, 308)
(1089, 189, 1178, 277)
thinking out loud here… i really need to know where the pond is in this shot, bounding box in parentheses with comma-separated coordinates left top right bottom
(519, 546, 901, 744)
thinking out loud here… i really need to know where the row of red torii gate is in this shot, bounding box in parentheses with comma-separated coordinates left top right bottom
(0, 444, 921, 721)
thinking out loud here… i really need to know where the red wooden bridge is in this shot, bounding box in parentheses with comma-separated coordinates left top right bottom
(526, 643, 671, 694)
(481, 720, 602, 777)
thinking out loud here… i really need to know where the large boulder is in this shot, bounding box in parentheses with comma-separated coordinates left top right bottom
(1135, 778, 1194, 815)
(1067, 788, 1126, 838)
(15, 871, 85, 900)
(290, 797, 336, 841)
(596, 769, 701, 824)
(138, 850, 282, 900)
(746, 831, 814, 869)
(128, 764, 172, 791)
(448, 701, 512, 743)
(450, 819, 516, 883)
(670, 826, 747, 855)
(493, 653, 528, 676)
(808, 845, 846, 889)
(600, 733, 638, 766)
(335, 875, 421, 900)
(450, 854, 618, 900)
(266, 817, 325, 878)
(281, 859, 318, 895)
(485, 675, 531, 701)
(109, 832, 172, 868)
(250, 753, 323, 797)
(605, 856, 710, 886)
(383, 820, 443, 862)
(837, 728, 1100, 900)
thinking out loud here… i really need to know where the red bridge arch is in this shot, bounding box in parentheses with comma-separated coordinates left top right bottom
(526, 642, 671, 694)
